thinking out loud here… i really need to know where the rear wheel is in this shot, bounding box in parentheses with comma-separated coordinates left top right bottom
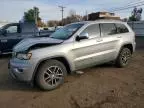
(36, 60, 67, 90)
(115, 48, 132, 68)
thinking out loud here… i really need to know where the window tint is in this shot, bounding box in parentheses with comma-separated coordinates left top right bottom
(80, 24, 100, 38)
(100, 23, 117, 36)
(6, 25, 18, 33)
(116, 24, 129, 33)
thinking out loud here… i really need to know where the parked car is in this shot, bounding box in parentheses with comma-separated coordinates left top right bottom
(0, 22, 53, 54)
(9, 20, 136, 90)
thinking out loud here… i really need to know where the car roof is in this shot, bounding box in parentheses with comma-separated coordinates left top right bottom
(71, 19, 125, 25)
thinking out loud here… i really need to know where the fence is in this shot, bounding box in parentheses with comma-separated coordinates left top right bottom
(127, 21, 144, 48)
(128, 21, 144, 37)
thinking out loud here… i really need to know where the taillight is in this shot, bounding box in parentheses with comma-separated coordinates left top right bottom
(133, 32, 136, 41)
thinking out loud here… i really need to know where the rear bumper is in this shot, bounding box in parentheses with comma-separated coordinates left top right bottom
(133, 42, 136, 52)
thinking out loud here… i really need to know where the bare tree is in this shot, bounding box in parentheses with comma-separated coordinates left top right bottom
(47, 20, 59, 27)
(47, 9, 83, 27)
(69, 9, 76, 17)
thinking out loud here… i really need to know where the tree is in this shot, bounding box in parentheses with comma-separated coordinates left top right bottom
(129, 15, 136, 21)
(69, 9, 76, 17)
(37, 20, 47, 27)
(61, 9, 82, 25)
(24, 7, 41, 23)
(129, 7, 143, 21)
(47, 9, 82, 27)
(47, 20, 60, 27)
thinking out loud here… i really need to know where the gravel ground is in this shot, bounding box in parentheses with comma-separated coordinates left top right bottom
(0, 50, 144, 108)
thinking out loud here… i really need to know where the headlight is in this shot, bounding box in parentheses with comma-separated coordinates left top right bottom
(16, 53, 32, 60)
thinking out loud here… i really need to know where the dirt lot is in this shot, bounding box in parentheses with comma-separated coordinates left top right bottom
(0, 50, 144, 108)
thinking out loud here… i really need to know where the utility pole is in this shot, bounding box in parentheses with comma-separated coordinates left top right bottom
(33, 7, 38, 36)
(86, 10, 89, 21)
(34, 7, 38, 25)
(59, 6, 66, 26)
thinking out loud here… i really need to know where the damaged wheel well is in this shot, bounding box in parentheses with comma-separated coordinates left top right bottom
(33, 56, 71, 83)
(53, 57, 71, 74)
(122, 44, 133, 54)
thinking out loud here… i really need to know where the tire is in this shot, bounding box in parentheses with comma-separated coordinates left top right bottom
(36, 59, 67, 91)
(115, 47, 132, 68)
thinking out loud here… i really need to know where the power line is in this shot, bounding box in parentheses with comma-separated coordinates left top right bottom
(111, 3, 144, 12)
(110, 0, 144, 10)
(126, 0, 143, 5)
(110, 0, 144, 12)
(118, 0, 143, 6)
(110, 1, 144, 12)
(58, 6, 66, 26)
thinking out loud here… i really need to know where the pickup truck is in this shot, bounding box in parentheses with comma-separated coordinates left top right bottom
(0, 22, 53, 54)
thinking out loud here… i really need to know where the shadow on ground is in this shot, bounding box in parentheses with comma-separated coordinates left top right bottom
(0, 54, 11, 59)
(0, 62, 115, 92)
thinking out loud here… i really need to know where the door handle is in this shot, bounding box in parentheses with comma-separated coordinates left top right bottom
(117, 36, 121, 38)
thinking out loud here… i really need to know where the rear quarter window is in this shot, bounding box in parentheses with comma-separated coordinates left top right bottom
(115, 23, 129, 33)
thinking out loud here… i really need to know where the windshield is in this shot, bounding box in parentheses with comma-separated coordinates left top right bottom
(50, 23, 84, 40)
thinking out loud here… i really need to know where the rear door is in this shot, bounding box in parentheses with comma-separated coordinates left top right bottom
(99, 23, 120, 61)
(0, 24, 22, 53)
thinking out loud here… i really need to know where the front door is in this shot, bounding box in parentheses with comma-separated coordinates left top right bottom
(0, 24, 22, 53)
(73, 24, 103, 70)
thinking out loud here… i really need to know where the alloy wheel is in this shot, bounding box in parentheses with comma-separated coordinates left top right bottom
(121, 49, 131, 65)
(43, 66, 64, 86)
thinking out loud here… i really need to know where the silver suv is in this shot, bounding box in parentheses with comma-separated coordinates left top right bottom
(9, 20, 136, 90)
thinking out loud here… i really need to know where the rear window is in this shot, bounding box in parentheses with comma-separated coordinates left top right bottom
(115, 24, 129, 33)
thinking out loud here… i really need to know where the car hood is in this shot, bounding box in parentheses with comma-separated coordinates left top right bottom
(13, 37, 64, 52)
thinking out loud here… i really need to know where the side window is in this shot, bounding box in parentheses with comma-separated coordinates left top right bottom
(80, 24, 100, 38)
(6, 25, 18, 33)
(100, 23, 117, 36)
(116, 24, 129, 33)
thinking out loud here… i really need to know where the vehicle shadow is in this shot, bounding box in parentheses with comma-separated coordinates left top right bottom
(0, 62, 115, 92)
(95, 62, 115, 68)
(0, 54, 11, 59)
(0, 54, 41, 92)
(0, 77, 42, 92)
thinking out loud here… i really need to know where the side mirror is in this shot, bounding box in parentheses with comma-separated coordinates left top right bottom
(76, 32, 89, 41)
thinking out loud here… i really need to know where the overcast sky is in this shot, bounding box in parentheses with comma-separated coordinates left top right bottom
(0, 0, 143, 22)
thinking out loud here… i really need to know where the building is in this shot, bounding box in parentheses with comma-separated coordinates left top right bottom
(88, 12, 120, 21)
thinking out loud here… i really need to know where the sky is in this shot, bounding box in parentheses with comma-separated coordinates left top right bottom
(0, 0, 144, 22)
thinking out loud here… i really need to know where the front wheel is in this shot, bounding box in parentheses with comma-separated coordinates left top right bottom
(36, 60, 67, 91)
(115, 48, 132, 68)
